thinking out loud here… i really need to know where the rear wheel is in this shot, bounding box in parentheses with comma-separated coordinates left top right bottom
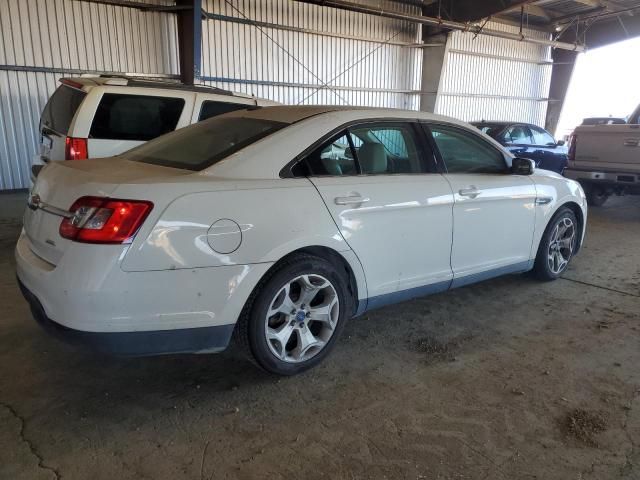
(534, 207, 579, 281)
(236, 254, 350, 376)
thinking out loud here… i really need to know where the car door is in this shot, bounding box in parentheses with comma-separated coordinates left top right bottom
(301, 121, 455, 305)
(529, 126, 568, 173)
(426, 123, 537, 287)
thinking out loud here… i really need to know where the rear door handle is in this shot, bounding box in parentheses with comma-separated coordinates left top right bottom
(458, 187, 480, 199)
(624, 139, 639, 147)
(334, 195, 370, 206)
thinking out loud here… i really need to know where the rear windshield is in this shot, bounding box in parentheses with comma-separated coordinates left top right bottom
(123, 116, 289, 171)
(40, 85, 86, 135)
(472, 123, 505, 138)
(90, 94, 185, 141)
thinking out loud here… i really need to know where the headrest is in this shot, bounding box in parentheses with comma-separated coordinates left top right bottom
(358, 143, 387, 174)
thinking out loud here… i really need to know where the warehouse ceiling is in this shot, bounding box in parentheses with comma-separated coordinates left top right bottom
(419, 0, 640, 49)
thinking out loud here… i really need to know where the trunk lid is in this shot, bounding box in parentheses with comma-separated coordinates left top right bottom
(572, 124, 640, 172)
(24, 158, 189, 265)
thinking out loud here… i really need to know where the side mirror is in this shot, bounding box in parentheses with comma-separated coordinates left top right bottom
(556, 139, 565, 146)
(511, 157, 534, 175)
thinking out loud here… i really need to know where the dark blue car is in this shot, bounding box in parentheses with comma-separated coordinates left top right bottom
(471, 122, 568, 174)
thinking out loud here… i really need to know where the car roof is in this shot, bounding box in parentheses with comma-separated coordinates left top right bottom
(222, 104, 468, 125)
(204, 105, 511, 180)
(61, 75, 253, 98)
(472, 121, 513, 126)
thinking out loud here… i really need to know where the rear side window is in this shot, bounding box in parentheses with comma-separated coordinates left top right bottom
(90, 94, 185, 141)
(40, 85, 86, 135)
(305, 132, 358, 176)
(299, 122, 432, 177)
(430, 124, 507, 174)
(198, 101, 249, 121)
(124, 116, 288, 171)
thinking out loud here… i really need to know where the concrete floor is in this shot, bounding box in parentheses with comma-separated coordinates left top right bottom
(1, 192, 639, 480)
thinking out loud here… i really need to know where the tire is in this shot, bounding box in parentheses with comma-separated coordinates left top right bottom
(533, 207, 579, 281)
(585, 185, 609, 207)
(235, 253, 351, 376)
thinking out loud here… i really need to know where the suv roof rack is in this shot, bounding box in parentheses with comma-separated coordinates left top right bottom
(102, 75, 236, 96)
(67, 74, 241, 97)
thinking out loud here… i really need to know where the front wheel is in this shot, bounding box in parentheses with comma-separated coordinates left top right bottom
(534, 208, 579, 281)
(236, 253, 350, 376)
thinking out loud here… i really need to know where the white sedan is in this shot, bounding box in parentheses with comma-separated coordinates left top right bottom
(16, 106, 587, 375)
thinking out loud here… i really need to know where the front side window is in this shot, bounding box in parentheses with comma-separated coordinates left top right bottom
(198, 101, 249, 121)
(124, 116, 288, 171)
(504, 125, 533, 145)
(90, 94, 185, 141)
(430, 124, 507, 174)
(530, 126, 556, 146)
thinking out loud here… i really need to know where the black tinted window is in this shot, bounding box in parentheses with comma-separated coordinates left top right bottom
(430, 124, 507, 174)
(40, 85, 86, 135)
(90, 94, 185, 141)
(198, 101, 249, 121)
(124, 116, 288, 171)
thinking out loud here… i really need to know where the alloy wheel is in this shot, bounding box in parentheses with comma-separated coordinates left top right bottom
(547, 217, 576, 275)
(264, 274, 339, 363)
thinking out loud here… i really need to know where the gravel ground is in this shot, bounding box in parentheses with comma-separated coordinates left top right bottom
(0, 193, 639, 480)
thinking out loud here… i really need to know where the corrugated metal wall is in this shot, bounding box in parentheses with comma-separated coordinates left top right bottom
(0, 0, 179, 190)
(199, 0, 423, 108)
(0, 1, 555, 190)
(435, 21, 553, 126)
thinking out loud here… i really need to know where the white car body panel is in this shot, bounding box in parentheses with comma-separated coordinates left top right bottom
(310, 175, 454, 299)
(17, 106, 587, 355)
(444, 173, 537, 281)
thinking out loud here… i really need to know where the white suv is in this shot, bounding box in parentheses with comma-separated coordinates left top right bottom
(35, 75, 278, 172)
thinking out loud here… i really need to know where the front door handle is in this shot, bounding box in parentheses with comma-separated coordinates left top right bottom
(334, 195, 370, 206)
(624, 139, 639, 147)
(458, 187, 480, 199)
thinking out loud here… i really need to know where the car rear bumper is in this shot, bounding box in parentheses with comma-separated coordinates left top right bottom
(18, 278, 235, 356)
(565, 168, 640, 185)
(15, 231, 273, 354)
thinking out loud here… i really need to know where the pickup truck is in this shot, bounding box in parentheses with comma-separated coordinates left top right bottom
(564, 104, 640, 206)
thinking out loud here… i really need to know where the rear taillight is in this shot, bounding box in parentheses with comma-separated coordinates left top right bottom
(65, 137, 88, 160)
(568, 134, 577, 162)
(60, 196, 153, 244)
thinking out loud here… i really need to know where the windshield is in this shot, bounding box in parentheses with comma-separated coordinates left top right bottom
(123, 116, 289, 171)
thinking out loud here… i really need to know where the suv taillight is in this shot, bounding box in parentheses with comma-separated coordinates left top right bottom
(65, 137, 88, 160)
(568, 134, 577, 162)
(60, 197, 153, 244)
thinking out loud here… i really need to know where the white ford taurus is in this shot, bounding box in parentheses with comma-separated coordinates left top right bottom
(16, 106, 587, 375)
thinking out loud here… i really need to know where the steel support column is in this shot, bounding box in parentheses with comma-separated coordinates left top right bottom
(419, 31, 449, 113)
(545, 49, 579, 135)
(176, 0, 202, 85)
